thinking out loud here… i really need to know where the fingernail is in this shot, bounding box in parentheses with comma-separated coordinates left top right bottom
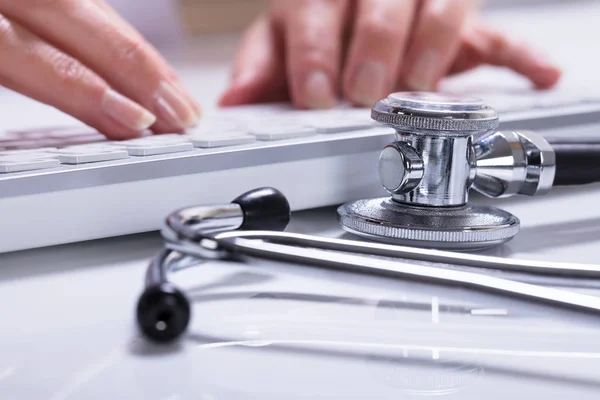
(153, 80, 199, 129)
(304, 70, 336, 109)
(173, 80, 203, 119)
(102, 88, 156, 131)
(406, 50, 441, 92)
(350, 61, 388, 106)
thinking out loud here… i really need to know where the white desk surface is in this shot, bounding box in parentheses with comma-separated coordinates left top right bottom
(2, 2, 600, 399)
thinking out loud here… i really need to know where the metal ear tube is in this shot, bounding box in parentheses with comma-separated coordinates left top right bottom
(337, 92, 557, 251)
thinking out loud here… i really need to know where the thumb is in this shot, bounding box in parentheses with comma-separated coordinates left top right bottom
(449, 23, 562, 89)
(218, 15, 288, 107)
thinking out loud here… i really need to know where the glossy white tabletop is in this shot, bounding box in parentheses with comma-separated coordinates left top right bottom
(2, 2, 600, 399)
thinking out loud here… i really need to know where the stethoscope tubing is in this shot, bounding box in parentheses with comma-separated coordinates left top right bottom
(139, 187, 600, 344)
(213, 230, 600, 279)
(185, 232, 600, 317)
(155, 215, 600, 316)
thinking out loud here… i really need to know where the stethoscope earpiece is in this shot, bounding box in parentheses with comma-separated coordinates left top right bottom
(232, 187, 291, 232)
(136, 186, 290, 343)
(136, 281, 191, 344)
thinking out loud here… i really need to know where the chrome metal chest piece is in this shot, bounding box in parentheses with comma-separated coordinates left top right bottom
(338, 92, 557, 250)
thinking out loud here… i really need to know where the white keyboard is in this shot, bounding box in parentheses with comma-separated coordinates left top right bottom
(1, 89, 600, 253)
(0, 108, 378, 172)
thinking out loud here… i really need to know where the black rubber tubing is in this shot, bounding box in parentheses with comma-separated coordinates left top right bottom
(547, 137, 600, 186)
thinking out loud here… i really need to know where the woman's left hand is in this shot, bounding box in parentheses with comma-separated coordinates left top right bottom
(219, 0, 562, 109)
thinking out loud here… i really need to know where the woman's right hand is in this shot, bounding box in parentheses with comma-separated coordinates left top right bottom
(220, 0, 562, 110)
(0, 0, 202, 140)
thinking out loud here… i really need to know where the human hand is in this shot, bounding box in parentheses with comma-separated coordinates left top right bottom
(0, 0, 201, 139)
(219, 0, 563, 109)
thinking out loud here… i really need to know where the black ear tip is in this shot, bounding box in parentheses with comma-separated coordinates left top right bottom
(232, 187, 291, 231)
(136, 283, 191, 343)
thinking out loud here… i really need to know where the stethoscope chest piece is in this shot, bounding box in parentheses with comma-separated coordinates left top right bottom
(338, 92, 556, 251)
(337, 197, 520, 251)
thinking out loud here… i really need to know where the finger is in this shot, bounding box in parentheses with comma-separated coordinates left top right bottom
(90, 0, 203, 115)
(400, 0, 473, 91)
(1, 0, 201, 133)
(218, 14, 288, 107)
(0, 15, 156, 139)
(275, 0, 348, 109)
(342, 0, 417, 107)
(449, 23, 562, 89)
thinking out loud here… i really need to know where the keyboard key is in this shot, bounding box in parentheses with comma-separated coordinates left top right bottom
(58, 143, 126, 150)
(119, 135, 188, 146)
(0, 148, 58, 157)
(309, 117, 374, 133)
(123, 142, 194, 156)
(243, 117, 306, 130)
(50, 148, 130, 164)
(0, 139, 60, 150)
(143, 133, 189, 143)
(0, 158, 59, 173)
(43, 126, 101, 139)
(247, 125, 316, 141)
(190, 131, 256, 148)
(120, 138, 186, 147)
(0, 131, 20, 140)
(8, 131, 48, 140)
(192, 121, 240, 134)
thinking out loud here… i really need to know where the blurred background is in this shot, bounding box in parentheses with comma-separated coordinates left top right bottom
(173, 0, 580, 35)
(105, 0, 583, 44)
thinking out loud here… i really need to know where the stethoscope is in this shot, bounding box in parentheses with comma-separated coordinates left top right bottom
(135, 92, 600, 343)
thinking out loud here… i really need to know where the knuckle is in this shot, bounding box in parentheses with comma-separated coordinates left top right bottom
(483, 28, 510, 55)
(358, 18, 399, 43)
(293, 42, 337, 70)
(0, 15, 14, 41)
(290, 29, 338, 68)
(50, 52, 89, 87)
(488, 29, 509, 48)
(115, 37, 148, 69)
(424, 9, 461, 35)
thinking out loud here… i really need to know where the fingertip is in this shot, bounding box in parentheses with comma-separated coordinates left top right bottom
(171, 78, 203, 118)
(218, 88, 243, 107)
(219, 65, 293, 107)
(280, 0, 345, 110)
(217, 94, 235, 108)
(343, 61, 390, 108)
(297, 70, 338, 109)
(101, 88, 157, 137)
(96, 121, 145, 141)
(218, 76, 263, 107)
(533, 64, 563, 89)
(522, 50, 564, 89)
(150, 119, 185, 135)
(221, 15, 287, 107)
(472, 26, 564, 90)
(534, 72, 562, 90)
